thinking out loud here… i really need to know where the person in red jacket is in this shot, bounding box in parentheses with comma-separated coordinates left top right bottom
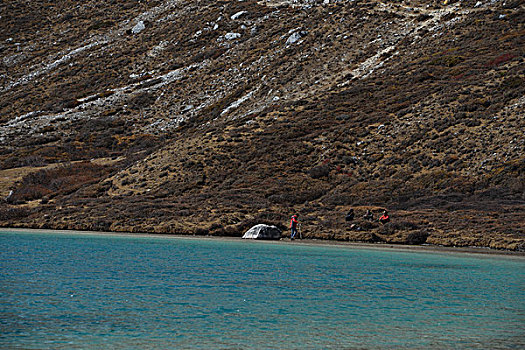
(379, 210, 390, 224)
(290, 214, 299, 240)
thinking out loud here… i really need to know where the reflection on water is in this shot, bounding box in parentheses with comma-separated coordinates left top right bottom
(1, 231, 524, 349)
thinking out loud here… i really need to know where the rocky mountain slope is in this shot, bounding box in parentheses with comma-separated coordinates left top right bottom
(1, 0, 524, 250)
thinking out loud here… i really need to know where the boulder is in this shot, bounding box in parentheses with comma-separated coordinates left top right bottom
(286, 30, 307, 45)
(231, 11, 247, 20)
(132, 21, 145, 34)
(225, 32, 241, 40)
(242, 224, 282, 240)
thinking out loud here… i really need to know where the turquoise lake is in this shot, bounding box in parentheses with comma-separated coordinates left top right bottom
(1, 230, 524, 349)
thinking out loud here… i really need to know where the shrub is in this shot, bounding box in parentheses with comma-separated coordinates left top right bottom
(0, 206, 30, 220)
(429, 55, 464, 67)
(405, 230, 429, 245)
(9, 162, 115, 202)
(2, 155, 47, 168)
(393, 220, 420, 231)
(487, 53, 515, 67)
(378, 220, 419, 235)
(416, 14, 432, 22)
(309, 165, 330, 179)
(128, 92, 157, 109)
(378, 223, 395, 235)
(358, 220, 379, 231)
(88, 20, 115, 31)
(500, 76, 523, 89)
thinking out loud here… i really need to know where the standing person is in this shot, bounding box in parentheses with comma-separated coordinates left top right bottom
(290, 214, 298, 240)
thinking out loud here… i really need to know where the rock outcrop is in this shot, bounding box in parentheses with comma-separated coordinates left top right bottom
(243, 224, 282, 240)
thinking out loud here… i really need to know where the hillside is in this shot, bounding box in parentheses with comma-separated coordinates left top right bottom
(1, 0, 524, 250)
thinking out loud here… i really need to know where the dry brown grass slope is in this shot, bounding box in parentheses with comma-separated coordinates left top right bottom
(0, 0, 524, 249)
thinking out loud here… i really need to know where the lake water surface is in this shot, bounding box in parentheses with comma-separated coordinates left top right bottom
(1, 230, 524, 349)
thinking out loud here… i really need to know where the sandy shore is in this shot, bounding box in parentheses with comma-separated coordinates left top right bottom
(2, 227, 524, 258)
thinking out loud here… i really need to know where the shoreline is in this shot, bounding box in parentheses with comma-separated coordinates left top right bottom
(1, 227, 524, 258)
